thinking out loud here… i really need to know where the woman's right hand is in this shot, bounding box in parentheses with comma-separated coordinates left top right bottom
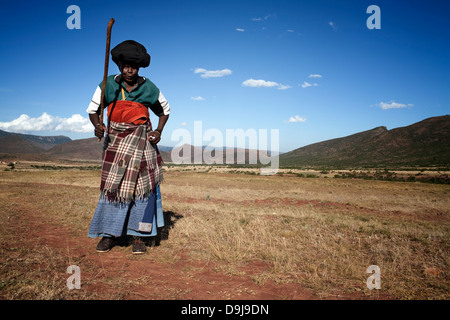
(95, 123, 106, 139)
(89, 113, 106, 139)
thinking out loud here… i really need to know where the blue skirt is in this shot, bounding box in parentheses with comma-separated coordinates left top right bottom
(88, 184, 164, 238)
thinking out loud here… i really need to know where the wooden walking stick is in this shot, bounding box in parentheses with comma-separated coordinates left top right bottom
(99, 18, 115, 141)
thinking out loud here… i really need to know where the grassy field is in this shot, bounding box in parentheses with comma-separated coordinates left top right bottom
(0, 161, 449, 300)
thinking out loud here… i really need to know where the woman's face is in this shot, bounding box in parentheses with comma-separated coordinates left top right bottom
(121, 64, 139, 83)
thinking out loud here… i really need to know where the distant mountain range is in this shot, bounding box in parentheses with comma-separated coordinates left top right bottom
(1, 115, 449, 168)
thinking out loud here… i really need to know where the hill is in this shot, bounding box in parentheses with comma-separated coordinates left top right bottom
(280, 115, 450, 168)
(169, 144, 265, 165)
(0, 135, 45, 154)
(45, 137, 105, 161)
(0, 129, 71, 150)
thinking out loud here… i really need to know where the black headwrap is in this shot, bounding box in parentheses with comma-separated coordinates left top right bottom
(111, 40, 151, 69)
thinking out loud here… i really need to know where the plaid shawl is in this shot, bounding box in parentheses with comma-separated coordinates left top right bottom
(100, 121, 163, 203)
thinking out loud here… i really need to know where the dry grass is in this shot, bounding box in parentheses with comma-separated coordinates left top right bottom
(161, 171, 449, 299)
(0, 163, 448, 300)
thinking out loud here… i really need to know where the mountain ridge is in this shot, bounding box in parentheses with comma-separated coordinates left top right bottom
(0, 129, 71, 150)
(279, 115, 450, 168)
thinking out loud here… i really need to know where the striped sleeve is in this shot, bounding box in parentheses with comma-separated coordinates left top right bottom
(149, 91, 171, 116)
(86, 86, 102, 114)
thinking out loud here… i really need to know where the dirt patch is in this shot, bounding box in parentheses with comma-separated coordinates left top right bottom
(8, 203, 318, 300)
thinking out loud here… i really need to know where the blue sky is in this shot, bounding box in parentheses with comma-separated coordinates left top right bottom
(0, 0, 448, 152)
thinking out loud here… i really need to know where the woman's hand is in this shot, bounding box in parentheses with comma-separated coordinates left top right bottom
(149, 130, 161, 144)
(89, 113, 106, 139)
(149, 115, 169, 144)
(94, 123, 106, 139)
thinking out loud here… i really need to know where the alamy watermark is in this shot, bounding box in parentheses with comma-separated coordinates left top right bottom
(366, 5, 381, 30)
(66, 5, 81, 30)
(366, 265, 381, 290)
(171, 121, 279, 175)
(66, 265, 81, 290)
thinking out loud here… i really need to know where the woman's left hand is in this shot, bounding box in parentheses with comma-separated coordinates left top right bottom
(149, 130, 161, 144)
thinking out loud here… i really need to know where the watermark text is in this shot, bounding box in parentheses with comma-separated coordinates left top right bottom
(171, 121, 279, 175)
(66, 5, 81, 30)
(367, 5, 381, 30)
(66, 265, 81, 290)
(366, 265, 381, 289)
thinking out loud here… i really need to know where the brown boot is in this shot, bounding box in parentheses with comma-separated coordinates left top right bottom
(96, 236, 115, 253)
(132, 236, 147, 255)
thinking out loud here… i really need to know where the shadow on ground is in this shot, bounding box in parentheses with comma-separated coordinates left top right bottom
(113, 210, 184, 248)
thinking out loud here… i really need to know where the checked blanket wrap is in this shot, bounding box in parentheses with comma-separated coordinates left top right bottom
(100, 121, 163, 203)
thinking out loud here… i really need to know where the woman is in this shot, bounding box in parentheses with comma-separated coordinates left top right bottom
(86, 40, 170, 254)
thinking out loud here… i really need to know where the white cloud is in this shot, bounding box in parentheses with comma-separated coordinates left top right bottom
(194, 68, 232, 78)
(0, 112, 92, 133)
(242, 79, 291, 90)
(243, 79, 279, 88)
(251, 13, 276, 22)
(236, 28, 245, 32)
(286, 115, 307, 123)
(191, 96, 205, 101)
(308, 74, 322, 78)
(277, 84, 292, 90)
(329, 21, 337, 31)
(180, 122, 187, 126)
(301, 81, 318, 88)
(378, 101, 414, 110)
(55, 114, 92, 132)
